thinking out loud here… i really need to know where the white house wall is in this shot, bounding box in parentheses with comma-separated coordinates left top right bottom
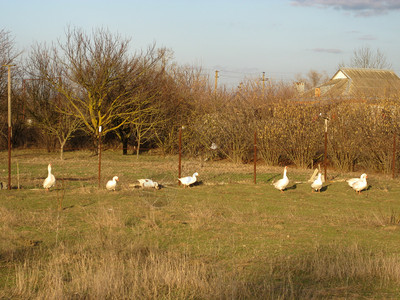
(332, 71, 347, 80)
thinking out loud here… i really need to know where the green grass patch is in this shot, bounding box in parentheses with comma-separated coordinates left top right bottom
(1, 150, 400, 298)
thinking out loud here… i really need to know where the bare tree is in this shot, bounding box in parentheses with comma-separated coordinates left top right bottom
(0, 29, 21, 86)
(31, 27, 166, 152)
(23, 77, 83, 159)
(114, 47, 171, 155)
(131, 101, 165, 157)
(295, 69, 329, 90)
(0, 29, 22, 147)
(151, 64, 209, 155)
(340, 46, 392, 69)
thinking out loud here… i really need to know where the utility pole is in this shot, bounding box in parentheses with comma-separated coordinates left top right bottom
(3, 65, 14, 190)
(262, 72, 265, 97)
(214, 70, 219, 96)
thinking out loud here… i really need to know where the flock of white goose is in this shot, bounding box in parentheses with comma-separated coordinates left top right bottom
(42, 164, 199, 191)
(273, 166, 368, 194)
(43, 164, 368, 194)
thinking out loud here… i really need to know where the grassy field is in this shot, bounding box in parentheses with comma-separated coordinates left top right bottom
(1, 149, 400, 299)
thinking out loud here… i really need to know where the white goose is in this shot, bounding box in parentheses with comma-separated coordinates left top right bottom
(348, 173, 368, 194)
(311, 172, 323, 192)
(178, 172, 198, 187)
(43, 163, 56, 191)
(138, 179, 160, 190)
(273, 166, 289, 192)
(106, 176, 119, 191)
(347, 173, 366, 188)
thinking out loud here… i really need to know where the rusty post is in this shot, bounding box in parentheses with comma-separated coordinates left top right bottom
(3, 65, 14, 190)
(22, 79, 26, 121)
(98, 126, 102, 188)
(8, 127, 11, 190)
(393, 133, 396, 179)
(178, 127, 182, 185)
(254, 129, 257, 184)
(324, 119, 328, 182)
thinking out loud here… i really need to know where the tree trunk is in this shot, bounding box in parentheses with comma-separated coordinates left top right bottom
(92, 136, 99, 155)
(136, 135, 141, 158)
(45, 134, 52, 153)
(60, 140, 65, 160)
(122, 136, 128, 155)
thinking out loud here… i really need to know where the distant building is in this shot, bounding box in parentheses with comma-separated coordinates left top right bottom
(294, 81, 305, 94)
(296, 68, 400, 101)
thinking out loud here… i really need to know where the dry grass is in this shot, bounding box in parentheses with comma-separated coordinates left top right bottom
(5, 234, 400, 299)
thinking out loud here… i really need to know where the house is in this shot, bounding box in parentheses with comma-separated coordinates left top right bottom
(297, 68, 400, 101)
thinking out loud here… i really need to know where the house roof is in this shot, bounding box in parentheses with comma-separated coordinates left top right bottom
(299, 68, 400, 100)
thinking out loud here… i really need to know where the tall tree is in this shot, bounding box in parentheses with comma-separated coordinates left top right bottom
(0, 29, 21, 147)
(295, 69, 328, 90)
(31, 27, 166, 151)
(113, 47, 170, 155)
(0, 29, 21, 90)
(23, 77, 83, 159)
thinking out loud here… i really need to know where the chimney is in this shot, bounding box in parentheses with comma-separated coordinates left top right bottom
(315, 88, 321, 97)
(294, 82, 305, 94)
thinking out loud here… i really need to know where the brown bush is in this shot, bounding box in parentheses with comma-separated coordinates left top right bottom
(328, 98, 400, 173)
(257, 101, 322, 168)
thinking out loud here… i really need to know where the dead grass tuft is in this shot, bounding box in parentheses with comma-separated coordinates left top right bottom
(6, 241, 400, 299)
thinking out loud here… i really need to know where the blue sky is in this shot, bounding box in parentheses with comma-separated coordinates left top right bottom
(2, 0, 400, 87)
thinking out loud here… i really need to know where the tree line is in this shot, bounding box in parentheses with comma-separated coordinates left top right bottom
(1, 27, 399, 174)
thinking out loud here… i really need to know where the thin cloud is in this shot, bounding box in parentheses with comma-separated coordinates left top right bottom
(358, 34, 377, 40)
(312, 48, 343, 54)
(346, 31, 378, 41)
(291, 0, 400, 16)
